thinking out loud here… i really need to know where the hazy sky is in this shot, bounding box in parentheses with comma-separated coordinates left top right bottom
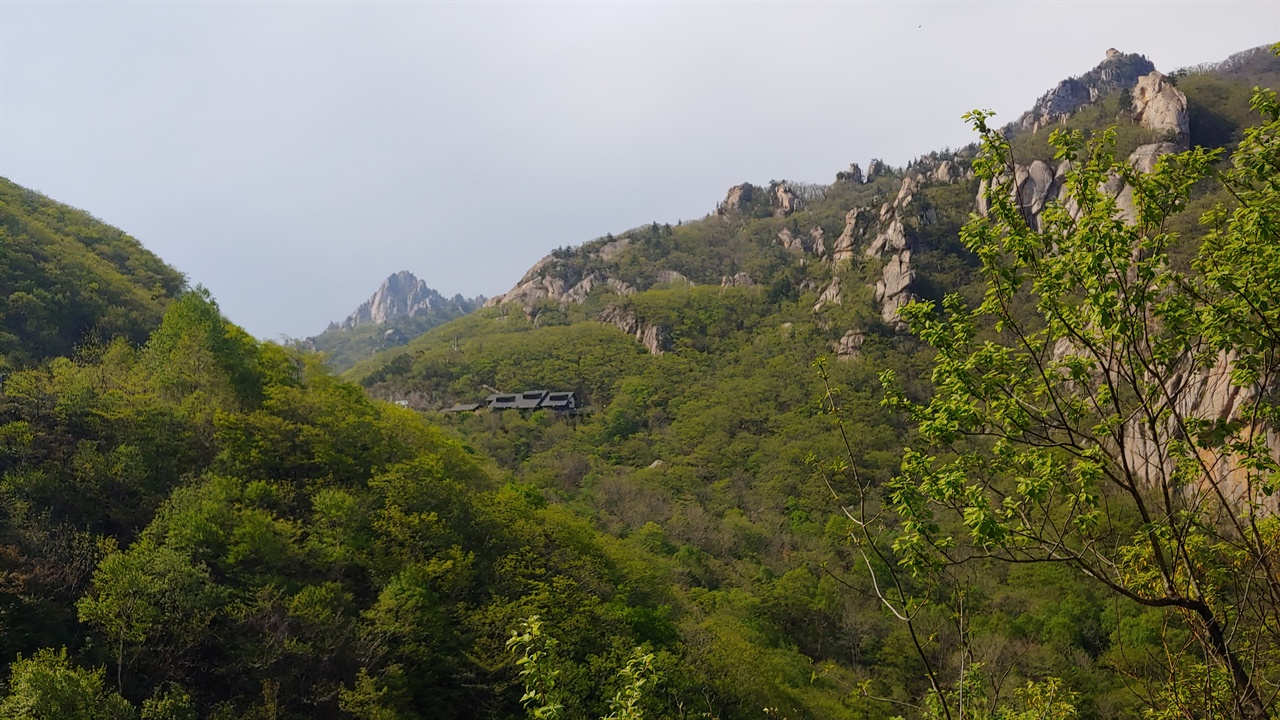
(2, 2, 1277, 338)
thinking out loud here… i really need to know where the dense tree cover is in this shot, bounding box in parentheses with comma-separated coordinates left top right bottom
(2, 49, 1278, 720)
(3, 292, 831, 718)
(0, 178, 186, 369)
(343, 54, 1280, 719)
(872, 78, 1280, 719)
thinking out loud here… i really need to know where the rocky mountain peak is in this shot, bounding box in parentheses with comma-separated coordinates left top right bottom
(1015, 49, 1156, 133)
(340, 271, 448, 329)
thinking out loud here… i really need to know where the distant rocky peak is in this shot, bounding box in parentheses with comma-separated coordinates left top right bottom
(341, 271, 446, 329)
(1015, 49, 1156, 134)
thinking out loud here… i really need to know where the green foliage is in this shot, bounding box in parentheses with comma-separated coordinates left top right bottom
(306, 294, 481, 373)
(0, 648, 134, 720)
(507, 617, 661, 720)
(1, 47, 1276, 720)
(507, 616, 565, 720)
(0, 178, 185, 367)
(876, 75, 1280, 719)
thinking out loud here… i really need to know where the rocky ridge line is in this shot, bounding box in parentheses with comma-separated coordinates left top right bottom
(335, 271, 480, 330)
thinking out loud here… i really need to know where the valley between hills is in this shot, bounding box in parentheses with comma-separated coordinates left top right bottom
(1, 43, 1280, 720)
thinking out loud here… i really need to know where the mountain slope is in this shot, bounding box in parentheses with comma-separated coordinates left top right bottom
(342, 45, 1280, 717)
(0, 178, 187, 368)
(307, 271, 481, 371)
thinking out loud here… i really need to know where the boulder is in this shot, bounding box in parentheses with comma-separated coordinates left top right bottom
(867, 219, 907, 257)
(773, 183, 803, 216)
(808, 227, 827, 256)
(597, 236, 631, 261)
(717, 183, 760, 215)
(720, 272, 756, 289)
(894, 175, 921, 210)
(1132, 72, 1189, 147)
(832, 329, 866, 361)
(836, 163, 864, 184)
(778, 227, 824, 255)
(832, 208, 865, 262)
(777, 227, 800, 252)
(1112, 142, 1179, 223)
(875, 249, 915, 328)
(932, 160, 960, 184)
(812, 278, 842, 313)
(599, 304, 670, 356)
(1016, 160, 1057, 229)
(655, 269, 693, 286)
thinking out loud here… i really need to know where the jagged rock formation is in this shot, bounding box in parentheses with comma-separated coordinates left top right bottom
(866, 219, 907, 257)
(484, 241, 639, 313)
(562, 273, 637, 305)
(484, 256, 568, 310)
(599, 304, 669, 356)
(655, 269, 694, 286)
(717, 183, 760, 215)
(865, 159, 887, 181)
(836, 163, 863, 184)
(1126, 351, 1280, 503)
(313, 272, 482, 371)
(828, 161, 967, 327)
(777, 226, 825, 255)
(1132, 71, 1190, 147)
(875, 250, 915, 329)
(979, 138, 1182, 229)
(932, 160, 960, 184)
(812, 278, 842, 313)
(720, 272, 756, 289)
(996, 53, 1190, 235)
(809, 227, 826, 255)
(980, 62, 1191, 231)
(832, 329, 865, 361)
(716, 180, 806, 217)
(339, 271, 475, 329)
(1015, 49, 1156, 133)
(773, 183, 803, 216)
(832, 209, 866, 262)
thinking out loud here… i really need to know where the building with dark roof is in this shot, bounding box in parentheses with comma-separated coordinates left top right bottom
(442, 390, 578, 414)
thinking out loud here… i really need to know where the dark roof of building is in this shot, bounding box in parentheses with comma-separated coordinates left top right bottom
(542, 392, 577, 409)
(449, 390, 579, 413)
(442, 403, 482, 413)
(486, 393, 520, 409)
(514, 390, 549, 409)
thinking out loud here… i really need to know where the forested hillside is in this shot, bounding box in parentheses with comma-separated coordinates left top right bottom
(0, 43, 1278, 720)
(345, 44, 1280, 718)
(0, 178, 186, 368)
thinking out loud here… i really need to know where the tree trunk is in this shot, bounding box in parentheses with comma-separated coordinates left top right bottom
(1193, 601, 1268, 720)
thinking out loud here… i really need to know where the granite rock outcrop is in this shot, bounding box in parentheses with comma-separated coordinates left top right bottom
(599, 304, 670, 356)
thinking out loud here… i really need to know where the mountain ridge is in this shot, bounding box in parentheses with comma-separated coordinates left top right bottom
(306, 270, 483, 371)
(330, 270, 482, 331)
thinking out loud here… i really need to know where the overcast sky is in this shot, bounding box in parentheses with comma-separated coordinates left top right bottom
(2, 2, 1277, 338)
